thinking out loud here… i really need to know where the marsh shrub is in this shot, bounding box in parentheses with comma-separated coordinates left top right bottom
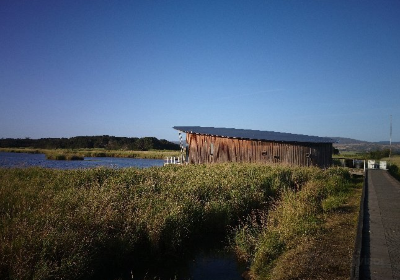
(388, 163, 400, 181)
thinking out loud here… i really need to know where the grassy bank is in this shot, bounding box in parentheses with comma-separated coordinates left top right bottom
(231, 168, 362, 279)
(0, 148, 179, 160)
(0, 164, 359, 280)
(262, 182, 362, 280)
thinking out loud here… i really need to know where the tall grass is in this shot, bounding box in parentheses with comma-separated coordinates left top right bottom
(231, 168, 354, 279)
(0, 164, 353, 280)
(44, 151, 84, 160)
(0, 148, 179, 160)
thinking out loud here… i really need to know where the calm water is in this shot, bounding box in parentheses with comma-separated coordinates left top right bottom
(0, 152, 164, 169)
(130, 251, 245, 280)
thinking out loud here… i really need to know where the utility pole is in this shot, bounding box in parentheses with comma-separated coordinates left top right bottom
(390, 115, 392, 159)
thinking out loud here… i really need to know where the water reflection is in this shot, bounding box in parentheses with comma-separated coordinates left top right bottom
(189, 251, 245, 280)
(129, 250, 245, 280)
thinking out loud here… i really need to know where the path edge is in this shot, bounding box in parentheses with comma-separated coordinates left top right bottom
(350, 169, 367, 280)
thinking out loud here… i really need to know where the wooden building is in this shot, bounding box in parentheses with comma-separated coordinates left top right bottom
(173, 126, 334, 168)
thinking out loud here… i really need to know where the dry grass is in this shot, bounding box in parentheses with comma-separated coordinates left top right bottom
(267, 179, 362, 280)
(0, 148, 179, 159)
(0, 164, 359, 280)
(0, 164, 317, 279)
(382, 155, 400, 166)
(233, 169, 362, 280)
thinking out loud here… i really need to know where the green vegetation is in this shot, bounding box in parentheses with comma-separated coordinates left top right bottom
(332, 151, 363, 159)
(385, 155, 400, 181)
(0, 148, 179, 160)
(0, 164, 359, 280)
(383, 154, 400, 166)
(365, 148, 391, 160)
(333, 148, 395, 160)
(0, 135, 180, 151)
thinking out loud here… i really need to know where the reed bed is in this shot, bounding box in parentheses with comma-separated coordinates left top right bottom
(77, 149, 179, 159)
(0, 164, 354, 280)
(45, 152, 84, 160)
(0, 148, 179, 160)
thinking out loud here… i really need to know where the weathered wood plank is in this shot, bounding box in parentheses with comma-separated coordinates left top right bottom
(185, 133, 332, 167)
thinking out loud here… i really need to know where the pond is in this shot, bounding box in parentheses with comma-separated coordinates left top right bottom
(0, 152, 164, 169)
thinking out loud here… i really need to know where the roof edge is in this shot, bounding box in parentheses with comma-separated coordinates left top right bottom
(173, 126, 335, 144)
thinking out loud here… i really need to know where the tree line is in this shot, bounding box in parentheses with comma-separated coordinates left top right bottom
(363, 148, 392, 160)
(0, 136, 180, 151)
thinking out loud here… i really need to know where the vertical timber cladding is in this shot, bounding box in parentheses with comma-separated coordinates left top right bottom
(186, 133, 332, 167)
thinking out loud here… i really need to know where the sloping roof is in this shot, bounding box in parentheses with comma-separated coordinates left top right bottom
(173, 126, 335, 144)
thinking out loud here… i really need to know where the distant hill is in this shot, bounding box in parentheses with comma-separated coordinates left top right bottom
(375, 141, 400, 145)
(331, 136, 400, 154)
(330, 137, 368, 145)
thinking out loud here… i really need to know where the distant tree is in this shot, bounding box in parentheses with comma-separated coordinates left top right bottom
(368, 149, 390, 160)
(0, 136, 179, 151)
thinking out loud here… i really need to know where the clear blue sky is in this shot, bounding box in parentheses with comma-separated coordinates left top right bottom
(1, 0, 399, 142)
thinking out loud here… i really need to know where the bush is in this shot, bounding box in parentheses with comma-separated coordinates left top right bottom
(388, 163, 400, 181)
(365, 149, 391, 160)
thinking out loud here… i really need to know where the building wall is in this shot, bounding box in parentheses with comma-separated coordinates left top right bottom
(186, 133, 332, 168)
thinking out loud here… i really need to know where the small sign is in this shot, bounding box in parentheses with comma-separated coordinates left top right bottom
(368, 160, 376, 169)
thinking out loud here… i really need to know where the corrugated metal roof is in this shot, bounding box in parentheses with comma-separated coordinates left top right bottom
(173, 126, 335, 144)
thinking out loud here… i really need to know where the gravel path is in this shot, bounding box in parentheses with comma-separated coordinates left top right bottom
(360, 169, 400, 280)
